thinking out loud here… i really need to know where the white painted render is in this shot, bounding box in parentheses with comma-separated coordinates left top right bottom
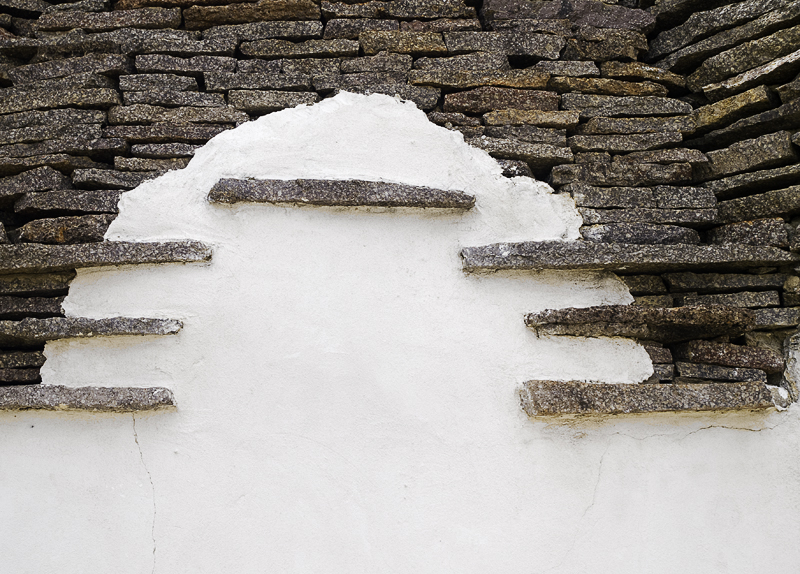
(2, 93, 800, 573)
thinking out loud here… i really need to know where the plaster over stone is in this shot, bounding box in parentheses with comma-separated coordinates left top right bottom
(3, 93, 800, 573)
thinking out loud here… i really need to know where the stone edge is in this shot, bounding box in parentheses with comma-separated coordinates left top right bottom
(0, 384, 176, 412)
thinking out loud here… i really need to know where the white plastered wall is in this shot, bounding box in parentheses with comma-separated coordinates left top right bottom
(2, 93, 800, 573)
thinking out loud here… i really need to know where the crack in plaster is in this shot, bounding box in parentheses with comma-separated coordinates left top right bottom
(133, 414, 157, 574)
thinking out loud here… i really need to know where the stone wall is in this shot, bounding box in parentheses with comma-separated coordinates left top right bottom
(1, 0, 800, 396)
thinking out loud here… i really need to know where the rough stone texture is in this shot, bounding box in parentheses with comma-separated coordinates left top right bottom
(482, 109, 579, 129)
(0, 136, 127, 160)
(689, 98, 800, 151)
(524, 304, 756, 343)
(401, 19, 481, 33)
(130, 143, 199, 158)
(331, 84, 439, 109)
(443, 31, 565, 59)
(561, 94, 693, 118)
(613, 148, 708, 167)
(461, 241, 797, 274)
(698, 131, 798, 182)
(675, 362, 768, 384)
(122, 90, 225, 108)
(8, 53, 131, 85)
(531, 0, 655, 32)
(324, 18, 398, 40)
(561, 28, 648, 62)
(0, 154, 103, 177)
(227, 90, 319, 113)
(487, 17, 572, 36)
(519, 380, 774, 417)
(0, 124, 104, 147)
(693, 86, 777, 135)
(360, 31, 446, 57)
(409, 69, 548, 90)
(663, 272, 788, 294)
(579, 207, 716, 227)
(0, 240, 211, 275)
(0, 369, 41, 384)
(207, 71, 312, 92)
(496, 159, 532, 178)
(115, 157, 189, 172)
(549, 76, 667, 97)
(465, 137, 572, 168)
(0, 109, 106, 131)
(135, 54, 236, 75)
(103, 124, 230, 143)
(574, 116, 695, 135)
(644, 344, 673, 363)
(0, 384, 175, 412)
(0, 88, 120, 115)
(718, 185, 800, 223)
(184, 0, 320, 30)
(568, 132, 682, 153)
(621, 275, 668, 297)
(776, 76, 800, 104)
(15, 214, 115, 244)
(704, 164, 800, 200)
(443, 86, 558, 114)
(581, 223, 699, 245)
(240, 38, 359, 59)
(15, 189, 122, 214)
(340, 51, 411, 73)
(532, 60, 599, 77)
(204, 20, 323, 42)
(137, 36, 238, 58)
(0, 350, 45, 368)
(0, 295, 65, 319)
(753, 307, 800, 329)
(71, 169, 150, 189)
(0, 272, 74, 296)
(0, 166, 70, 201)
(413, 52, 509, 72)
(709, 219, 789, 248)
(108, 104, 248, 125)
(427, 112, 481, 127)
(208, 178, 475, 209)
(600, 61, 685, 90)
(483, 125, 566, 147)
(550, 162, 692, 187)
(38, 7, 181, 32)
(674, 340, 785, 374)
(16, 73, 115, 92)
(0, 316, 181, 345)
(703, 48, 800, 102)
(322, 0, 476, 20)
(677, 291, 781, 309)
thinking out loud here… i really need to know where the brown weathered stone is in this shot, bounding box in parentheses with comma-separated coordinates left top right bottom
(134, 54, 236, 75)
(8, 53, 131, 85)
(482, 109, 579, 129)
(677, 291, 781, 309)
(15, 214, 115, 244)
(717, 185, 800, 223)
(581, 223, 700, 245)
(703, 49, 800, 102)
(340, 51, 411, 73)
(115, 157, 189, 172)
(401, 19, 482, 33)
(693, 86, 777, 135)
(184, 0, 320, 30)
(568, 132, 682, 153)
(600, 61, 685, 90)
(709, 219, 789, 248)
(532, 60, 598, 77)
(460, 241, 797, 274)
(674, 340, 784, 374)
(753, 307, 800, 329)
(466, 137, 572, 168)
(0, 296, 64, 319)
(409, 69, 548, 90)
(413, 52, 509, 71)
(38, 7, 181, 32)
(579, 207, 716, 227)
(644, 344, 673, 364)
(0, 88, 119, 115)
(208, 178, 475, 209)
(240, 38, 360, 59)
(524, 304, 756, 343)
(360, 31, 446, 57)
(519, 380, 774, 417)
(324, 18, 398, 40)
(103, 124, 231, 143)
(0, 350, 45, 368)
(0, 385, 176, 412)
(561, 94, 692, 119)
(443, 31, 565, 59)
(574, 116, 696, 135)
(549, 76, 668, 97)
(561, 28, 648, 62)
(619, 275, 667, 295)
(776, 76, 800, 104)
(15, 189, 122, 215)
(664, 272, 788, 294)
(108, 104, 248, 125)
(675, 362, 767, 384)
(443, 86, 558, 114)
(227, 90, 319, 113)
(550, 162, 692, 187)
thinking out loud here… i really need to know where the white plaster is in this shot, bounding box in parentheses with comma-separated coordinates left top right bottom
(4, 93, 800, 573)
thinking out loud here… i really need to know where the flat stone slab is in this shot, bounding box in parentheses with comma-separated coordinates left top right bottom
(663, 272, 788, 293)
(0, 241, 211, 274)
(208, 178, 475, 209)
(0, 385, 175, 412)
(0, 317, 182, 345)
(460, 241, 797, 274)
(519, 380, 774, 417)
(674, 340, 784, 374)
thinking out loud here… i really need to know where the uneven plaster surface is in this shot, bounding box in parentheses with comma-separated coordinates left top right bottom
(2, 94, 799, 573)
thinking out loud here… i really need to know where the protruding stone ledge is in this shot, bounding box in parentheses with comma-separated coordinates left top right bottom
(519, 380, 775, 417)
(208, 178, 476, 209)
(0, 385, 175, 412)
(460, 241, 798, 274)
(0, 241, 212, 275)
(0, 317, 182, 346)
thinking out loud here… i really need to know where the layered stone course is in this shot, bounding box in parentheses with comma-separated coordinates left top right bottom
(0, 0, 797, 415)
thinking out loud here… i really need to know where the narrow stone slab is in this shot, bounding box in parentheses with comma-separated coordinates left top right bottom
(600, 61, 685, 90)
(0, 369, 41, 384)
(134, 54, 236, 76)
(0, 350, 45, 369)
(0, 317, 182, 345)
(465, 137, 572, 168)
(753, 307, 800, 329)
(675, 362, 767, 384)
(0, 109, 106, 131)
(717, 185, 800, 223)
(16, 214, 115, 245)
(108, 104, 248, 125)
(0, 272, 74, 296)
(674, 340, 784, 374)
(122, 91, 225, 108)
(483, 125, 565, 146)
(550, 162, 692, 187)
(549, 77, 668, 97)
(409, 69, 548, 90)
(241, 38, 360, 59)
(227, 90, 319, 113)
(581, 223, 699, 245)
(204, 72, 310, 92)
(695, 131, 797, 182)
(0, 385, 175, 412)
(663, 272, 788, 294)
(574, 116, 695, 135)
(704, 164, 800, 200)
(38, 7, 182, 32)
(15, 189, 121, 215)
(519, 380, 774, 417)
(482, 110, 579, 129)
(185, 0, 320, 29)
(324, 18, 398, 40)
(0, 88, 120, 116)
(460, 241, 797, 274)
(0, 166, 70, 201)
(524, 304, 755, 343)
(561, 94, 692, 118)
(0, 296, 64, 320)
(677, 291, 780, 309)
(312, 72, 408, 92)
(443, 31, 565, 59)
(208, 178, 475, 209)
(444, 86, 558, 114)
(103, 124, 230, 144)
(562, 28, 648, 62)
(72, 169, 158, 190)
(0, 241, 211, 274)
(568, 132, 682, 153)
(709, 218, 788, 248)
(413, 52, 509, 72)
(204, 20, 323, 42)
(8, 54, 132, 85)
(360, 31, 446, 56)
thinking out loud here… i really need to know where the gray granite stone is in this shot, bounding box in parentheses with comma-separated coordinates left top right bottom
(130, 143, 199, 158)
(549, 76, 668, 97)
(15, 214, 115, 244)
(427, 112, 481, 127)
(574, 116, 696, 135)
(675, 362, 767, 384)
(8, 53, 131, 84)
(618, 274, 667, 295)
(413, 51, 509, 71)
(135, 54, 236, 75)
(693, 86, 776, 135)
(312, 72, 408, 92)
(241, 38, 360, 59)
(72, 168, 158, 190)
(709, 219, 789, 248)
(697, 131, 797, 183)
(103, 124, 230, 143)
(208, 178, 475, 209)
(0, 384, 175, 412)
(460, 241, 797, 274)
(524, 304, 756, 343)
(519, 380, 774, 416)
(227, 90, 319, 113)
(451, 126, 484, 139)
(535, 0, 655, 32)
(442, 31, 565, 59)
(108, 104, 248, 125)
(677, 291, 781, 309)
(579, 207, 716, 227)
(581, 223, 700, 245)
(718, 185, 800, 223)
(0, 316, 181, 345)
(340, 51, 411, 73)
(45, 0, 108, 13)
(14, 72, 115, 91)
(401, 18, 482, 33)
(360, 31, 446, 57)
(0, 108, 105, 130)
(443, 86, 558, 114)
(483, 109, 579, 129)
(703, 48, 800, 102)
(674, 340, 784, 374)
(0, 350, 45, 368)
(600, 61, 685, 90)
(38, 7, 182, 32)
(323, 18, 398, 40)
(568, 132, 682, 153)
(0, 295, 65, 319)
(613, 149, 708, 167)
(653, 186, 716, 209)
(0, 88, 120, 115)
(642, 363, 675, 382)
(0, 155, 102, 177)
(410, 69, 549, 90)
(0, 166, 70, 202)
(123, 90, 225, 107)
(0, 272, 74, 296)
(496, 159, 532, 178)
(115, 157, 189, 172)
(0, 137, 127, 160)
(704, 164, 800, 200)
(330, 84, 440, 110)
(532, 60, 598, 77)
(466, 136, 572, 168)
(488, 17, 571, 36)
(561, 94, 693, 119)
(483, 125, 566, 147)
(184, 0, 320, 30)
(0, 240, 211, 274)
(753, 307, 800, 329)
(550, 162, 692, 187)
(322, 0, 475, 20)
(663, 272, 789, 294)
(15, 189, 122, 214)
(203, 20, 323, 42)
(561, 28, 648, 62)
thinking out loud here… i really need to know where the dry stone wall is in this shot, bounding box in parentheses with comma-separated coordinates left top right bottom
(0, 0, 799, 404)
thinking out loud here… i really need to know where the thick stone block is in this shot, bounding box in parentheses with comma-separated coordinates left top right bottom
(693, 86, 777, 134)
(674, 340, 784, 374)
(0, 385, 176, 412)
(184, 0, 320, 30)
(38, 7, 181, 32)
(443, 86, 558, 114)
(704, 164, 800, 200)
